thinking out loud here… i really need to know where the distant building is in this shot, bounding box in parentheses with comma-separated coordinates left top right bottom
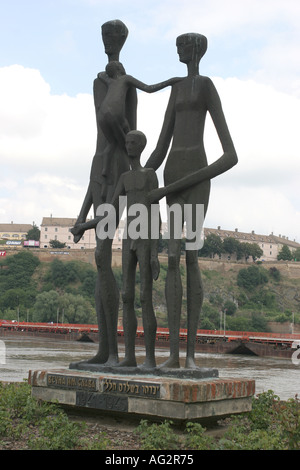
(40, 216, 126, 250)
(8, 215, 295, 261)
(203, 226, 300, 261)
(40, 216, 95, 250)
(0, 222, 33, 242)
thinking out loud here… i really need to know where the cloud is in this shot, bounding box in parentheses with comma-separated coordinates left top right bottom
(0, 65, 96, 223)
(0, 64, 299, 242)
(0, 65, 96, 179)
(126, 0, 300, 97)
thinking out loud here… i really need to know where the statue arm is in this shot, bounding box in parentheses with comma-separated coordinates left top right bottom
(75, 184, 93, 223)
(73, 176, 126, 233)
(145, 87, 176, 170)
(126, 86, 137, 130)
(128, 76, 182, 93)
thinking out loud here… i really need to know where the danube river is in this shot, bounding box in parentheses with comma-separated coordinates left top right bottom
(0, 337, 299, 400)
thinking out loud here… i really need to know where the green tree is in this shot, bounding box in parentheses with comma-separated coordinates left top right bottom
(222, 237, 241, 257)
(0, 287, 37, 311)
(269, 267, 281, 281)
(0, 251, 40, 291)
(46, 259, 78, 288)
(293, 248, 300, 261)
(240, 242, 263, 262)
(237, 265, 268, 291)
(277, 245, 293, 261)
(222, 300, 237, 316)
(58, 293, 95, 324)
(49, 240, 66, 249)
(32, 290, 59, 322)
(32, 290, 96, 324)
(251, 313, 268, 331)
(26, 223, 40, 241)
(199, 234, 223, 258)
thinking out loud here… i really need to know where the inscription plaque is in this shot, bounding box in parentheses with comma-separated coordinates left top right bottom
(76, 391, 128, 412)
(47, 374, 97, 391)
(102, 378, 160, 398)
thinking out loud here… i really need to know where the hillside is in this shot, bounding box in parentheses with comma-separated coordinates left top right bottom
(0, 250, 299, 332)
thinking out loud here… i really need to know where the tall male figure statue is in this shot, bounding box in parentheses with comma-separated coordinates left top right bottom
(72, 20, 137, 366)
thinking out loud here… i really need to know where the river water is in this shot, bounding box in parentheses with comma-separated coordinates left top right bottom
(0, 337, 299, 401)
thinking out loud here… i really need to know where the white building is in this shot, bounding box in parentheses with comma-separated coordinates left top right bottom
(40, 216, 125, 250)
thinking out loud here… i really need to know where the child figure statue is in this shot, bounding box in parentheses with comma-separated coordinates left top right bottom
(72, 130, 161, 369)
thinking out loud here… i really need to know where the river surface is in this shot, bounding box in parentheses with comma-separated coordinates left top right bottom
(0, 337, 299, 400)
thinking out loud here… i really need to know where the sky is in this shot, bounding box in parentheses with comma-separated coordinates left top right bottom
(0, 0, 299, 243)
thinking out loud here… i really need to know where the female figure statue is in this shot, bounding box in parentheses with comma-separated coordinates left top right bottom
(146, 33, 238, 369)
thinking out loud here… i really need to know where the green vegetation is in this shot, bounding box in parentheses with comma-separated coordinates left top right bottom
(1, 383, 299, 450)
(25, 223, 40, 241)
(277, 244, 293, 261)
(198, 234, 263, 261)
(0, 381, 110, 450)
(136, 390, 300, 450)
(0, 252, 98, 324)
(0, 250, 299, 330)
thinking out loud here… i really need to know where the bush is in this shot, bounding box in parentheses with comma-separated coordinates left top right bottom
(135, 420, 179, 450)
(220, 390, 300, 450)
(0, 381, 110, 450)
(185, 422, 216, 450)
(237, 265, 268, 291)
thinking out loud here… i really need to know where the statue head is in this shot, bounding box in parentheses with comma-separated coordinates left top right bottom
(105, 61, 126, 78)
(176, 33, 207, 65)
(101, 20, 129, 60)
(125, 130, 147, 159)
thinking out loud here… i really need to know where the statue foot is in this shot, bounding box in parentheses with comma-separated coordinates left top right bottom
(139, 359, 156, 370)
(185, 357, 198, 369)
(85, 352, 109, 364)
(103, 355, 119, 367)
(69, 351, 108, 369)
(159, 356, 180, 369)
(117, 357, 137, 368)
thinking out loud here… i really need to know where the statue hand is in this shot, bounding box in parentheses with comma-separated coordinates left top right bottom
(70, 224, 85, 243)
(148, 187, 166, 204)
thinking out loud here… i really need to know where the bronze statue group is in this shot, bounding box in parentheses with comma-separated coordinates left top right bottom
(70, 20, 237, 372)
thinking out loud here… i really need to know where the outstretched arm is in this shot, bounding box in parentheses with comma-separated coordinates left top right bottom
(128, 76, 182, 94)
(71, 176, 126, 237)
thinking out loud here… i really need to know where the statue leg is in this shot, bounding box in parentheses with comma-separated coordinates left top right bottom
(139, 252, 157, 369)
(86, 272, 109, 363)
(160, 237, 182, 369)
(185, 250, 203, 369)
(118, 244, 138, 367)
(95, 238, 119, 366)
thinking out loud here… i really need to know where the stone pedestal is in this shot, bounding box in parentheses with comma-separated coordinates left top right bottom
(28, 368, 255, 422)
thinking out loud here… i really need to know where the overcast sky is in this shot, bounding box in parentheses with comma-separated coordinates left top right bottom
(0, 0, 299, 242)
